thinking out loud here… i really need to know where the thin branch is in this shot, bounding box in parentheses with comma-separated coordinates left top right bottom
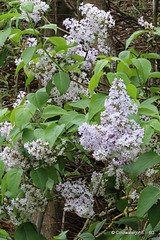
(61, 210, 66, 232)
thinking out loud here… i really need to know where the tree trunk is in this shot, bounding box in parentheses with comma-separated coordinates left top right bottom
(153, 0, 159, 27)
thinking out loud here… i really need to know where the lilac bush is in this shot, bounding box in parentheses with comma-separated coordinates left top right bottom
(0, 1, 160, 239)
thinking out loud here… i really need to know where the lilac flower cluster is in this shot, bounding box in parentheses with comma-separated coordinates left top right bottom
(0, 146, 26, 171)
(0, 184, 47, 225)
(91, 171, 106, 197)
(15, 3, 115, 105)
(63, 3, 115, 55)
(57, 179, 94, 218)
(0, 138, 65, 171)
(0, 121, 13, 139)
(79, 78, 144, 164)
(26, 37, 37, 47)
(27, 49, 90, 105)
(107, 161, 128, 189)
(12, 91, 29, 109)
(19, 0, 49, 23)
(138, 16, 154, 30)
(24, 138, 66, 169)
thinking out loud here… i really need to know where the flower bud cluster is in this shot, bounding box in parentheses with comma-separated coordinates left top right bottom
(19, 0, 49, 23)
(1, 184, 47, 225)
(79, 78, 144, 163)
(57, 179, 94, 218)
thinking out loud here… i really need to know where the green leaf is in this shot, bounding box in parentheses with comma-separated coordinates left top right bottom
(21, 1, 34, 13)
(14, 222, 47, 240)
(22, 46, 36, 65)
(48, 37, 66, 46)
(0, 230, 12, 240)
(68, 99, 90, 109)
(79, 233, 95, 240)
(0, 136, 5, 147)
(70, 114, 86, 126)
(88, 93, 106, 121)
(11, 104, 36, 129)
(0, 160, 5, 180)
(45, 166, 60, 184)
(137, 186, 160, 217)
(148, 200, 160, 229)
(141, 96, 160, 105)
(89, 72, 105, 95)
(148, 72, 160, 78)
(25, 74, 35, 87)
(122, 152, 160, 178)
(150, 119, 160, 134)
(154, 27, 160, 35)
(0, 13, 21, 20)
(139, 105, 159, 116)
(46, 178, 54, 190)
(15, 61, 25, 75)
(115, 217, 138, 231)
(150, 87, 160, 93)
(132, 58, 151, 84)
(34, 128, 46, 142)
(39, 24, 57, 33)
(140, 53, 160, 59)
(9, 29, 22, 44)
(117, 60, 132, 77)
(52, 230, 68, 240)
(45, 123, 65, 148)
(0, 28, 11, 47)
(1, 174, 7, 202)
(107, 72, 130, 86)
(138, 108, 158, 117)
(42, 105, 67, 119)
(94, 219, 106, 236)
(141, 124, 154, 148)
(22, 28, 40, 35)
(94, 59, 109, 77)
(7, 169, 23, 197)
(53, 72, 70, 95)
(22, 128, 35, 143)
(0, 108, 9, 118)
(69, 54, 84, 62)
(126, 84, 137, 100)
(30, 168, 48, 191)
(116, 199, 128, 212)
(113, 233, 140, 240)
(0, 48, 7, 66)
(126, 30, 149, 49)
(118, 50, 131, 59)
(58, 111, 79, 128)
(27, 89, 48, 111)
(138, 96, 159, 116)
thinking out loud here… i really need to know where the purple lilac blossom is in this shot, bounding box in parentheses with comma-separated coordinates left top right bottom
(57, 179, 94, 218)
(78, 78, 144, 164)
